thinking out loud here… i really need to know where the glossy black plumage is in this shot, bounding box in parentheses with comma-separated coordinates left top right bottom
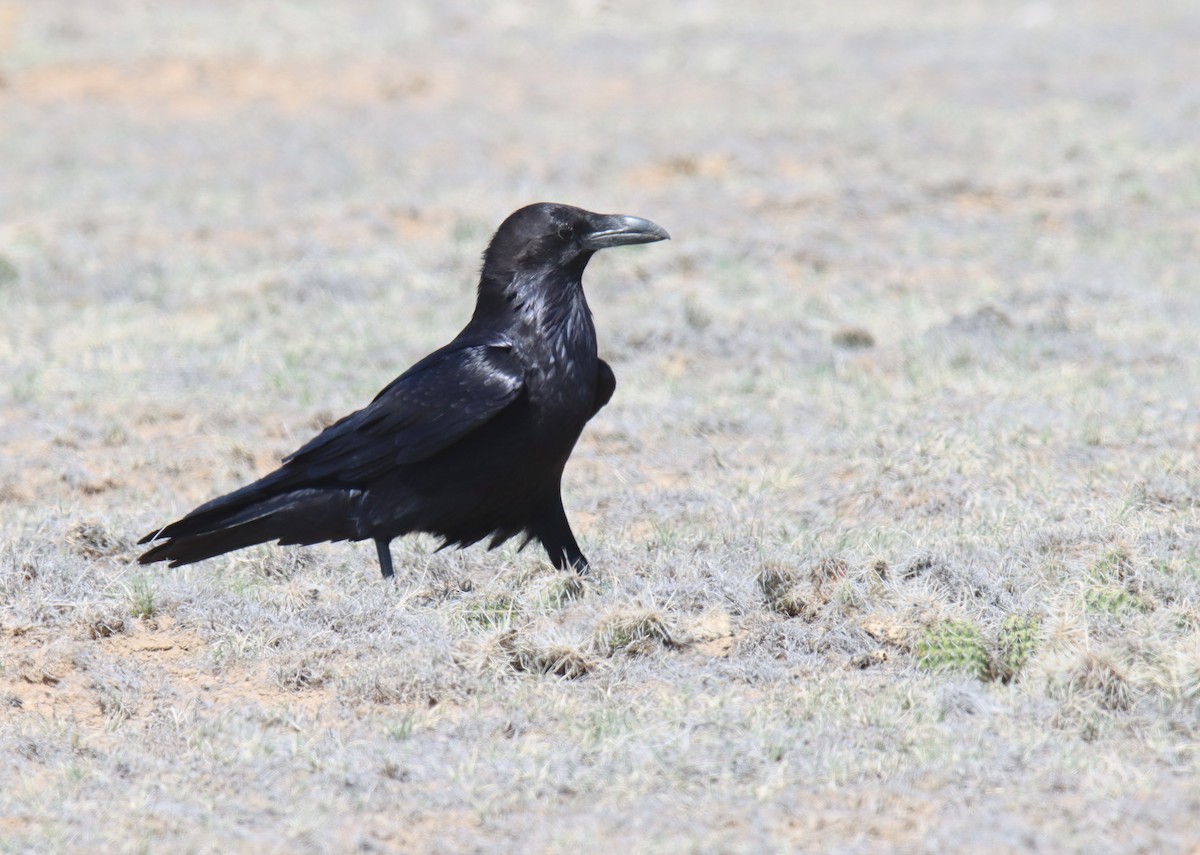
(138, 203, 669, 577)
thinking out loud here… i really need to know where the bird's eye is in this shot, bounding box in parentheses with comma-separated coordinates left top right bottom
(557, 224, 574, 241)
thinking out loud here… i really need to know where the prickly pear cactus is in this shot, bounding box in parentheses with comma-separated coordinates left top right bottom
(916, 619, 990, 681)
(1084, 588, 1150, 615)
(993, 614, 1041, 683)
(917, 615, 1042, 683)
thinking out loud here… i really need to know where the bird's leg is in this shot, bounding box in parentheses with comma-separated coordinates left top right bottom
(548, 539, 589, 575)
(564, 551, 589, 575)
(375, 538, 395, 579)
(534, 501, 589, 575)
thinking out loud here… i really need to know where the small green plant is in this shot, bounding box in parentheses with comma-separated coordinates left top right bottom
(126, 575, 157, 620)
(764, 738, 788, 763)
(1091, 545, 1137, 584)
(541, 574, 585, 609)
(459, 594, 519, 630)
(581, 706, 630, 746)
(0, 255, 19, 286)
(387, 713, 416, 741)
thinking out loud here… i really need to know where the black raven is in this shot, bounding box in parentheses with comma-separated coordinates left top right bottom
(138, 203, 669, 578)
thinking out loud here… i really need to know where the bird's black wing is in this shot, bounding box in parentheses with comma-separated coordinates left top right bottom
(282, 341, 524, 482)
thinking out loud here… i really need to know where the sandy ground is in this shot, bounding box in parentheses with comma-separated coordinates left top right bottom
(2, 1, 1200, 852)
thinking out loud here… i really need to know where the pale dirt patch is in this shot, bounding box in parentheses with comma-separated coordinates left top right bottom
(9, 58, 443, 115)
(680, 606, 738, 658)
(3, 636, 108, 731)
(1, 617, 345, 740)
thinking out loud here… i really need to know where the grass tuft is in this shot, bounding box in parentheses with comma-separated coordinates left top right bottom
(272, 654, 333, 691)
(540, 574, 587, 609)
(67, 521, 128, 559)
(592, 609, 675, 655)
(1058, 652, 1135, 713)
(458, 594, 520, 630)
(77, 605, 128, 640)
(758, 562, 813, 618)
(124, 575, 158, 620)
(507, 635, 594, 679)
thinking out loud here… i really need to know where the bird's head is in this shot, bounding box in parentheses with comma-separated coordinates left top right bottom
(480, 203, 670, 286)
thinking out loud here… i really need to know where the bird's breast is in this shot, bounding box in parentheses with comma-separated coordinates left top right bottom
(521, 312, 596, 426)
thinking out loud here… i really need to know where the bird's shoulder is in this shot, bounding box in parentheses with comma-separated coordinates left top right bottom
(369, 335, 522, 407)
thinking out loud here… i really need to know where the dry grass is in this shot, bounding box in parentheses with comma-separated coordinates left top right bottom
(3, 1, 1200, 852)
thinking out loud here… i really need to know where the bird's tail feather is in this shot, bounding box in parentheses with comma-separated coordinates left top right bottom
(137, 469, 299, 545)
(139, 487, 367, 567)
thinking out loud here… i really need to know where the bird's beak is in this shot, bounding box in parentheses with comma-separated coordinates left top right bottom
(583, 214, 671, 250)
